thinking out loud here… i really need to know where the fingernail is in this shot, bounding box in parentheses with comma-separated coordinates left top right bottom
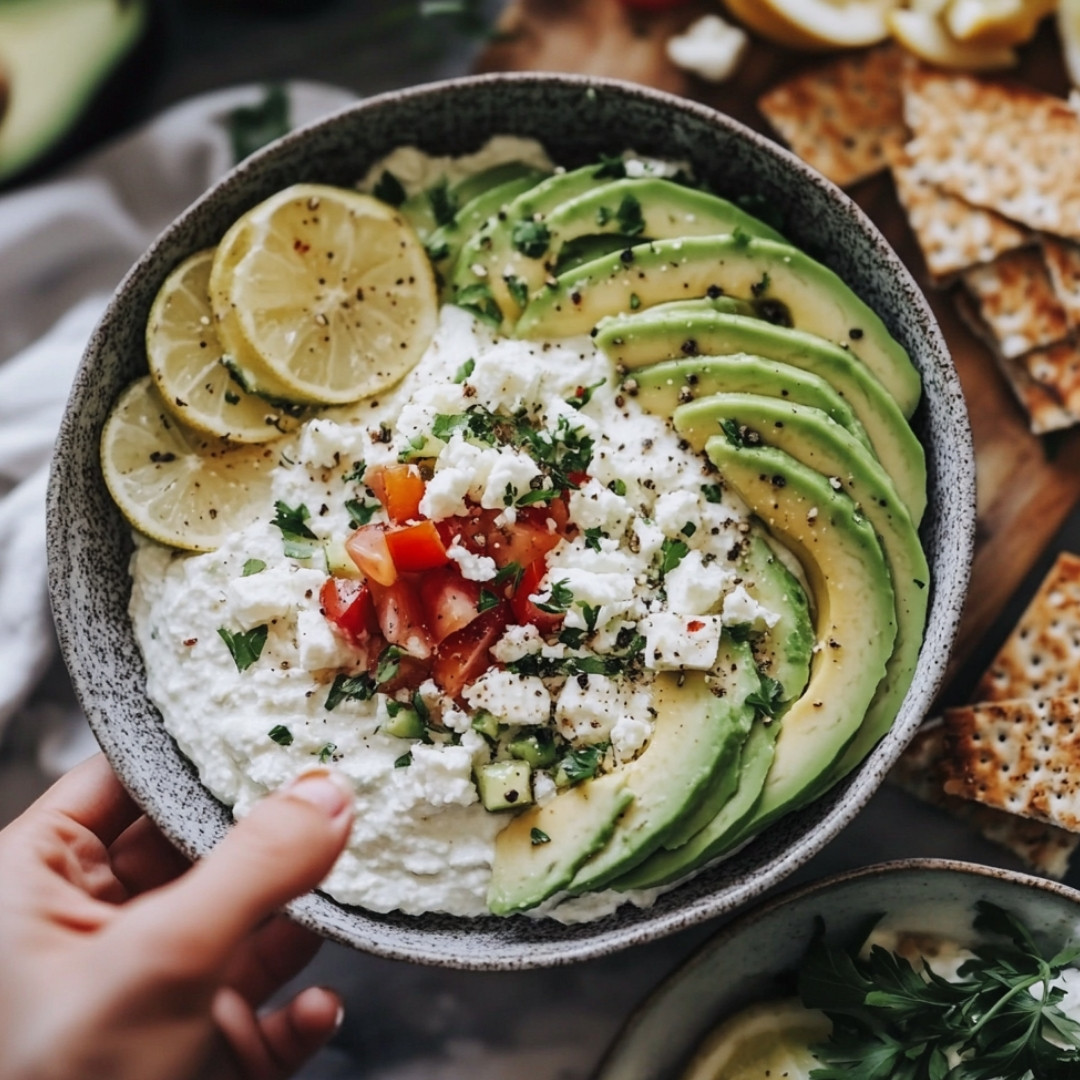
(332, 998, 345, 1034)
(284, 769, 353, 819)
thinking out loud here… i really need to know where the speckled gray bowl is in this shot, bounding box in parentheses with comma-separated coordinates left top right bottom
(47, 73, 976, 970)
(594, 860, 1080, 1080)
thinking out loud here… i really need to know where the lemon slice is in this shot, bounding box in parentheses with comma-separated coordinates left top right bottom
(682, 999, 830, 1080)
(731, 0, 899, 50)
(101, 376, 276, 551)
(147, 249, 299, 443)
(889, 8, 1019, 68)
(945, 0, 1055, 48)
(1060, 0, 1080, 85)
(209, 183, 438, 406)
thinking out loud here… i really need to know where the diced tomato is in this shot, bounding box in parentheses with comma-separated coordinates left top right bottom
(369, 578, 434, 660)
(432, 604, 509, 698)
(320, 577, 380, 643)
(510, 558, 565, 634)
(486, 510, 565, 569)
(436, 505, 495, 557)
(346, 524, 397, 586)
(376, 653, 431, 697)
(385, 520, 449, 572)
(419, 567, 482, 643)
(365, 463, 425, 524)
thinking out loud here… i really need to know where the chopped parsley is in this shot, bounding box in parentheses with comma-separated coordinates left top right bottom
(659, 537, 689, 578)
(218, 625, 268, 672)
(271, 500, 319, 559)
(375, 645, 404, 687)
(747, 674, 784, 719)
(453, 357, 475, 383)
(478, 589, 500, 613)
(680, 521, 697, 538)
(702, 483, 724, 504)
(566, 379, 604, 411)
(224, 390, 240, 405)
(583, 526, 607, 552)
(629, 292, 641, 310)
(720, 418, 747, 448)
(394, 751, 413, 769)
(596, 205, 612, 226)
(268, 724, 293, 747)
(557, 743, 608, 785)
(318, 742, 338, 764)
(615, 193, 646, 237)
(455, 283, 502, 327)
(511, 219, 551, 258)
(581, 603, 601, 634)
(494, 561, 524, 590)
(425, 238, 450, 261)
(242, 558, 266, 576)
(609, 478, 627, 497)
(750, 270, 771, 297)
(726, 621, 753, 644)
(373, 169, 407, 207)
(427, 178, 457, 227)
(530, 827, 551, 846)
(343, 461, 366, 484)
(325, 672, 376, 710)
(505, 274, 529, 308)
(346, 498, 380, 527)
(593, 153, 626, 179)
(535, 578, 573, 615)
(507, 633, 646, 680)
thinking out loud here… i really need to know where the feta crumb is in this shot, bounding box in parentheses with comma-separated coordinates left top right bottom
(642, 613, 723, 670)
(722, 584, 780, 629)
(490, 624, 544, 663)
(226, 565, 324, 630)
(666, 14, 748, 84)
(446, 539, 497, 582)
(296, 609, 354, 670)
(664, 551, 731, 615)
(555, 674, 627, 743)
(654, 489, 701, 537)
(405, 744, 478, 808)
(533, 771, 558, 806)
(463, 669, 551, 726)
(611, 713, 653, 763)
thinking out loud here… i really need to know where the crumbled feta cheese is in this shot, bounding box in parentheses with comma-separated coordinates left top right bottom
(642, 613, 723, 670)
(446, 539, 497, 582)
(633, 517, 666, 564)
(664, 551, 731, 615)
(490, 624, 544, 663)
(226, 565, 324, 630)
(463, 669, 551, 726)
(296, 609, 354, 670)
(555, 674, 628, 743)
(666, 14, 748, 84)
(568, 478, 632, 534)
(533, 770, 558, 806)
(654, 489, 701, 537)
(722, 584, 780, 629)
(297, 419, 367, 471)
(479, 448, 542, 510)
(611, 713, 653, 763)
(405, 744, 478, 808)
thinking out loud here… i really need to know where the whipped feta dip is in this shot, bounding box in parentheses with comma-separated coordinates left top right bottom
(130, 292, 766, 920)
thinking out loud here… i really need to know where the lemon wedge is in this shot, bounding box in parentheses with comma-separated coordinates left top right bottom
(726, 0, 900, 50)
(945, 0, 1055, 47)
(1060, 0, 1080, 85)
(682, 999, 830, 1080)
(209, 183, 438, 406)
(101, 376, 276, 551)
(147, 249, 299, 443)
(888, 8, 1020, 67)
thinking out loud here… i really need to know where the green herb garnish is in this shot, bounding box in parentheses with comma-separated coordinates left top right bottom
(455, 283, 503, 327)
(530, 827, 551, 845)
(659, 537, 689, 578)
(747, 675, 784, 719)
(346, 498, 380, 527)
(226, 84, 289, 164)
(511, 219, 551, 258)
(702, 483, 724, 504)
(615, 193, 645, 237)
(566, 379, 604, 411)
(242, 558, 266, 577)
(375, 645, 404, 687)
(394, 751, 413, 769)
(373, 169, 407, 207)
(505, 274, 529, 308)
(325, 672, 376, 710)
(453, 357, 475, 383)
(557, 743, 608, 785)
(268, 724, 293, 747)
(427, 178, 457, 227)
(478, 589, 500, 613)
(535, 578, 573, 615)
(271, 500, 319, 559)
(218, 625, 268, 672)
(593, 153, 626, 179)
(318, 742, 338, 764)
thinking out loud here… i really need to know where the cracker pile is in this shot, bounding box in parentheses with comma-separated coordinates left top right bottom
(890, 553, 1080, 878)
(759, 56, 1080, 434)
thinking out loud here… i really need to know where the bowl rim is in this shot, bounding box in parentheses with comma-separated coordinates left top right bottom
(48, 70, 977, 969)
(592, 858, 1080, 1079)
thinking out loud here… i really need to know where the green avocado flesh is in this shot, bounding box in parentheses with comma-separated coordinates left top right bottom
(0, 0, 148, 182)
(515, 235, 921, 417)
(594, 302, 926, 522)
(630, 355, 873, 456)
(676, 394, 929, 791)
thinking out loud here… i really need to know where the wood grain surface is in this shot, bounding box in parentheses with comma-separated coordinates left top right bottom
(478, 1, 1080, 684)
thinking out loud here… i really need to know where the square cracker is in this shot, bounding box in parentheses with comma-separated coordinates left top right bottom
(903, 66, 1080, 241)
(942, 696, 1080, 833)
(889, 147, 1029, 283)
(758, 44, 905, 188)
(1041, 236, 1080, 330)
(889, 724, 1079, 878)
(961, 248, 1069, 359)
(955, 293, 1079, 434)
(1021, 339, 1080, 420)
(974, 551, 1080, 701)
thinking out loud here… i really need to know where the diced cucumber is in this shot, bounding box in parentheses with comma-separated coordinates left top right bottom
(508, 729, 558, 769)
(476, 761, 533, 811)
(383, 700, 426, 740)
(471, 708, 501, 741)
(324, 537, 363, 579)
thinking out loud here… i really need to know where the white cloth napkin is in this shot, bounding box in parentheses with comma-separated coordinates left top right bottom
(0, 81, 358, 754)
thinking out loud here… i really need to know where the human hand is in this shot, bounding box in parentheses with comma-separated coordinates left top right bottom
(0, 754, 355, 1080)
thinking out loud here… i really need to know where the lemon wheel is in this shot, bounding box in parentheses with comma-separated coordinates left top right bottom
(101, 376, 277, 552)
(726, 0, 898, 50)
(147, 249, 298, 443)
(888, 9, 1019, 69)
(946, 0, 1055, 48)
(209, 184, 438, 406)
(682, 999, 830, 1080)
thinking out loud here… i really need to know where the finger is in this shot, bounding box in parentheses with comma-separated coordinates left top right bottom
(19, 754, 140, 846)
(130, 770, 353, 972)
(225, 914, 324, 1007)
(212, 986, 343, 1080)
(108, 815, 191, 897)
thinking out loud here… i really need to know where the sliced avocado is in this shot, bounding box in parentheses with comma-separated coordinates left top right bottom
(701, 440, 897, 849)
(595, 303, 926, 520)
(567, 654, 758, 895)
(426, 169, 548, 282)
(0, 0, 148, 182)
(504, 177, 784, 304)
(487, 781, 633, 916)
(630, 355, 873, 454)
(516, 235, 921, 417)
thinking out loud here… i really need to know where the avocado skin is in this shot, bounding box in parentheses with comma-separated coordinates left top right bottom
(594, 302, 927, 522)
(516, 234, 921, 419)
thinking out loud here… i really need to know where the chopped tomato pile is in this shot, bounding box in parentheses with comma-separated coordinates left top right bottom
(320, 462, 576, 698)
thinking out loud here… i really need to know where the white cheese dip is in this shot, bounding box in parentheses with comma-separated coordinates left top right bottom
(130, 304, 761, 919)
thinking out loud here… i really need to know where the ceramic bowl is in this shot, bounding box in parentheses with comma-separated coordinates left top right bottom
(47, 73, 975, 969)
(593, 859, 1080, 1079)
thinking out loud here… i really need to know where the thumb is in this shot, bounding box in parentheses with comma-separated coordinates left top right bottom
(132, 770, 353, 971)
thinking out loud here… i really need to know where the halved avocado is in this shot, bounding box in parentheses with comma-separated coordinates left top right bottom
(631, 355, 873, 454)
(0, 0, 148, 183)
(516, 235, 921, 417)
(568, 645, 758, 896)
(595, 302, 926, 520)
(676, 394, 929, 789)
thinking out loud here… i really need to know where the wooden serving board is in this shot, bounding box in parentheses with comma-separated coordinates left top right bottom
(477, 1, 1080, 688)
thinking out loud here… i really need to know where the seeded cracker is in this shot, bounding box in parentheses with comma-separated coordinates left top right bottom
(974, 552, 1080, 701)
(903, 66, 1080, 241)
(889, 146, 1030, 283)
(1041, 236, 1080, 330)
(889, 723, 1079, 878)
(942, 696, 1080, 833)
(758, 44, 905, 188)
(961, 249, 1070, 359)
(954, 292, 1079, 434)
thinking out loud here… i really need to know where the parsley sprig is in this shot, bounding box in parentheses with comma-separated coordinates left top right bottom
(799, 902, 1080, 1080)
(270, 500, 319, 559)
